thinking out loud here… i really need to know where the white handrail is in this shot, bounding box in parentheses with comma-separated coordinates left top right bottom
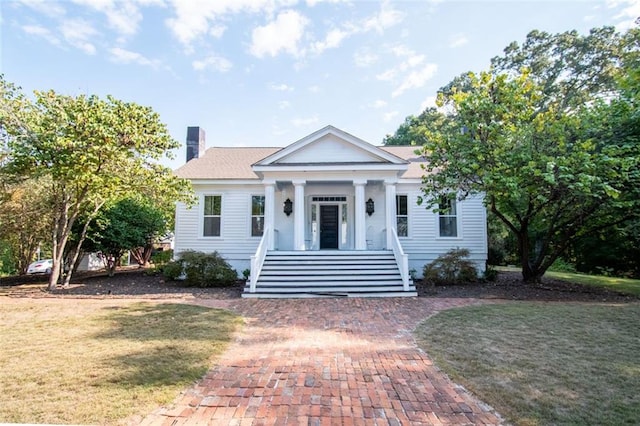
(390, 227, 410, 291)
(249, 226, 271, 293)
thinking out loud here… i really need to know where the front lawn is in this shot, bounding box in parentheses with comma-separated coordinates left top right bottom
(545, 270, 640, 297)
(0, 299, 241, 425)
(415, 302, 640, 425)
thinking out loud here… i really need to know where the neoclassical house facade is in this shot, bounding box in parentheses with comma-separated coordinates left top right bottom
(173, 125, 487, 297)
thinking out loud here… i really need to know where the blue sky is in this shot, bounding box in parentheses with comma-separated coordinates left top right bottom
(1, 0, 638, 170)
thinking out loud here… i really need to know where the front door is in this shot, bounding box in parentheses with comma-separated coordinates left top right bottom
(320, 205, 339, 249)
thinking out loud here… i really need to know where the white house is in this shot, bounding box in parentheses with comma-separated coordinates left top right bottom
(173, 125, 487, 298)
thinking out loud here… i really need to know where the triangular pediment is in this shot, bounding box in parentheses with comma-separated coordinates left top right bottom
(254, 125, 407, 166)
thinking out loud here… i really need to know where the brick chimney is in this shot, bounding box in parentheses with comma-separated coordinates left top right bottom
(186, 126, 205, 162)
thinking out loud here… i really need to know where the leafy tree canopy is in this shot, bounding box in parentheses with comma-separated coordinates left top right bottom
(388, 26, 640, 282)
(84, 197, 168, 276)
(0, 77, 193, 289)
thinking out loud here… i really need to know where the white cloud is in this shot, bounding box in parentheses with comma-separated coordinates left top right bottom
(362, 0, 405, 33)
(608, 0, 640, 30)
(353, 51, 378, 67)
(390, 44, 413, 57)
(292, 115, 319, 127)
(306, 0, 345, 6)
(383, 111, 399, 122)
(209, 24, 226, 38)
(71, 0, 143, 37)
(165, 0, 273, 51)
(22, 24, 61, 46)
(308, 85, 321, 93)
(376, 69, 396, 81)
(278, 100, 291, 109)
(419, 96, 437, 112)
(250, 10, 309, 58)
(19, 0, 66, 17)
(109, 47, 161, 68)
(371, 100, 387, 108)
(449, 33, 468, 48)
(392, 63, 438, 98)
(311, 28, 349, 54)
(269, 83, 294, 91)
(192, 55, 232, 72)
(60, 19, 98, 54)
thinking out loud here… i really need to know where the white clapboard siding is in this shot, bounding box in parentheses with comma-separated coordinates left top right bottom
(174, 183, 488, 278)
(174, 184, 265, 274)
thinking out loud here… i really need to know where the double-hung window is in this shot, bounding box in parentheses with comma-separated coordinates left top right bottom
(396, 195, 408, 237)
(438, 195, 458, 237)
(203, 195, 221, 237)
(251, 195, 265, 237)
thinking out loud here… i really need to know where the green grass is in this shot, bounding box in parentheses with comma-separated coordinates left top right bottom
(415, 302, 640, 425)
(545, 270, 640, 297)
(497, 266, 640, 297)
(0, 299, 241, 425)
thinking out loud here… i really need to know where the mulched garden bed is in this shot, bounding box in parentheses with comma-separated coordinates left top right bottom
(1, 267, 637, 303)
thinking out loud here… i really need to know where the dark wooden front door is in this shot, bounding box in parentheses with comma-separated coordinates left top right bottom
(320, 205, 339, 249)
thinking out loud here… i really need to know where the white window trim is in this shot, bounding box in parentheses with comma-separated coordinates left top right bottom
(250, 194, 265, 238)
(436, 197, 462, 239)
(396, 193, 410, 239)
(199, 194, 223, 239)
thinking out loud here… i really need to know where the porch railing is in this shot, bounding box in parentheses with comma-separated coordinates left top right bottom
(249, 226, 271, 293)
(390, 227, 410, 291)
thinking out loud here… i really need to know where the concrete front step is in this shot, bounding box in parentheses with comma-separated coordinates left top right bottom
(244, 250, 416, 298)
(242, 291, 418, 298)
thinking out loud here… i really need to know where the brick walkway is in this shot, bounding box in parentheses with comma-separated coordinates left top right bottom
(141, 297, 502, 425)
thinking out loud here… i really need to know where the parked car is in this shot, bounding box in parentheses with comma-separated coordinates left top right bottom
(27, 259, 53, 275)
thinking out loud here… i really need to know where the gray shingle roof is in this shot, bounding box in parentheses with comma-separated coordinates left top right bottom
(174, 145, 426, 180)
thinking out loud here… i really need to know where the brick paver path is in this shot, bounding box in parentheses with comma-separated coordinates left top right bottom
(141, 297, 502, 425)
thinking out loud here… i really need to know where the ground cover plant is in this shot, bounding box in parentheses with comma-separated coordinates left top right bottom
(0, 298, 241, 425)
(415, 302, 640, 425)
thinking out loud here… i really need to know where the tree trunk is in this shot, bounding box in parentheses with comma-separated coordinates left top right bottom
(106, 255, 117, 277)
(516, 228, 545, 283)
(130, 244, 154, 267)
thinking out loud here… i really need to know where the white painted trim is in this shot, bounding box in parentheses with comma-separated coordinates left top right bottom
(254, 125, 409, 166)
(253, 163, 407, 173)
(198, 193, 223, 239)
(293, 181, 306, 250)
(354, 181, 366, 250)
(264, 183, 275, 250)
(190, 179, 261, 185)
(436, 197, 463, 239)
(249, 193, 266, 238)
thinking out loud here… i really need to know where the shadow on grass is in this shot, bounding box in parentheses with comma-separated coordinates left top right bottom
(93, 302, 241, 387)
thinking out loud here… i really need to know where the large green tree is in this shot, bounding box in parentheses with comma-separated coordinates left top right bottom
(0, 179, 52, 274)
(83, 197, 168, 276)
(388, 26, 639, 282)
(1, 78, 192, 290)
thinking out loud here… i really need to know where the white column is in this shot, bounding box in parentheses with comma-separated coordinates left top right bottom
(385, 181, 397, 249)
(293, 180, 306, 250)
(354, 180, 367, 250)
(264, 182, 275, 250)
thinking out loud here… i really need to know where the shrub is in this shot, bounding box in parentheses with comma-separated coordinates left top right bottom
(483, 265, 498, 282)
(162, 260, 183, 281)
(549, 257, 577, 273)
(151, 249, 173, 268)
(423, 248, 478, 285)
(164, 250, 237, 287)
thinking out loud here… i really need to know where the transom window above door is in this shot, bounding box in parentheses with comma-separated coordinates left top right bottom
(312, 196, 347, 202)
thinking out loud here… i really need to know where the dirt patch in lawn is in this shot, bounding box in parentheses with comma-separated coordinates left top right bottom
(1, 267, 636, 303)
